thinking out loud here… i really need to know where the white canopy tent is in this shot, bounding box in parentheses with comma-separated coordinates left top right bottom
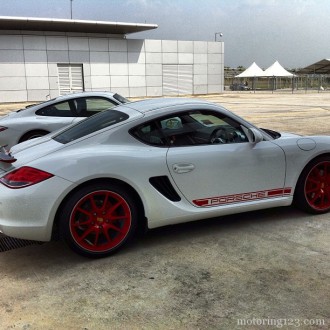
(263, 60, 293, 77)
(235, 62, 264, 78)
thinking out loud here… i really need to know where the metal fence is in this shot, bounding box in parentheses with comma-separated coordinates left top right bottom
(225, 73, 330, 93)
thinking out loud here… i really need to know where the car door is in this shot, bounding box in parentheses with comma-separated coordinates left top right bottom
(164, 111, 287, 207)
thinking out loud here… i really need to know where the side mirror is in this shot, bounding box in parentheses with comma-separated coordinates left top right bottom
(242, 127, 264, 144)
(249, 128, 264, 143)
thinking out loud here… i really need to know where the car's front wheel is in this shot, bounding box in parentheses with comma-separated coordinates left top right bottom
(59, 183, 138, 258)
(294, 156, 330, 214)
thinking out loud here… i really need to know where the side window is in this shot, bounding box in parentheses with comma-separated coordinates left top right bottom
(75, 97, 117, 117)
(132, 122, 166, 146)
(131, 110, 249, 147)
(188, 112, 249, 145)
(36, 101, 73, 117)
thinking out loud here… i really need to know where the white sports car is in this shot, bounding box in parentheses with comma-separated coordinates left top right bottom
(0, 91, 128, 148)
(0, 98, 329, 258)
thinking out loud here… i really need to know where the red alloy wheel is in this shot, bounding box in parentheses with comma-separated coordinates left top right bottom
(69, 190, 132, 253)
(304, 161, 330, 211)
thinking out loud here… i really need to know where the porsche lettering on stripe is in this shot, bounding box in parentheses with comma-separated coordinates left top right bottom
(193, 188, 292, 207)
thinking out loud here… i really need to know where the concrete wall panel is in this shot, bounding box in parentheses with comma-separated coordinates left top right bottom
(90, 63, 110, 76)
(89, 38, 109, 51)
(25, 63, 49, 77)
(162, 40, 177, 53)
(27, 89, 51, 101)
(110, 63, 128, 76)
(0, 50, 24, 62)
(47, 50, 69, 63)
(26, 77, 49, 90)
(24, 50, 48, 62)
(0, 63, 25, 76)
(146, 64, 162, 76)
(0, 77, 26, 90)
(178, 41, 193, 53)
(91, 75, 111, 89)
(0, 35, 23, 49)
(68, 37, 89, 51)
(111, 76, 129, 88)
(144, 40, 161, 53)
(23, 36, 47, 50)
(0, 90, 27, 102)
(46, 37, 68, 51)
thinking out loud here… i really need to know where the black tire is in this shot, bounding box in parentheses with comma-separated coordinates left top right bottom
(294, 156, 330, 214)
(19, 130, 49, 142)
(59, 183, 138, 258)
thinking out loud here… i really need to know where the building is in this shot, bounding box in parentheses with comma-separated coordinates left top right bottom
(0, 16, 224, 103)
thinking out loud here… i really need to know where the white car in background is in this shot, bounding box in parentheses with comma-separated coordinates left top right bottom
(0, 98, 329, 258)
(0, 91, 129, 148)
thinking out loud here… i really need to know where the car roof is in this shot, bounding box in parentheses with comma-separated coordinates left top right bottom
(50, 91, 116, 101)
(123, 97, 218, 114)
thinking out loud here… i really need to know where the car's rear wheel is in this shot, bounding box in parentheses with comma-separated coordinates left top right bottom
(294, 156, 330, 214)
(19, 130, 49, 142)
(59, 183, 138, 258)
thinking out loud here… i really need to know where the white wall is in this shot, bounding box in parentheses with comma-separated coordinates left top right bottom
(0, 31, 224, 102)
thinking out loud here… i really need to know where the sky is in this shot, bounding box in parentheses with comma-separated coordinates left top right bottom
(1, 0, 329, 69)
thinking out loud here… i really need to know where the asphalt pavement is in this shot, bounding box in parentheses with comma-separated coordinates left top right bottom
(0, 91, 329, 330)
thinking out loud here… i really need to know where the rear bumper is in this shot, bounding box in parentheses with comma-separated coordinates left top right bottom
(0, 176, 73, 241)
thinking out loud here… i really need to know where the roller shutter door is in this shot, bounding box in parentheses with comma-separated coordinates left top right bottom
(163, 64, 193, 96)
(58, 64, 84, 95)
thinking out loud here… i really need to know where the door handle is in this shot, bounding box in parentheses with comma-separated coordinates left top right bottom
(172, 163, 195, 174)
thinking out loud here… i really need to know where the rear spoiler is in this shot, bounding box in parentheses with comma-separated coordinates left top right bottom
(0, 146, 16, 163)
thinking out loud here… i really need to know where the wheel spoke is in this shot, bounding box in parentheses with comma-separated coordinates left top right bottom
(99, 192, 111, 212)
(307, 178, 319, 185)
(93, 228, 100, 246)
(105, 201, 122, 217)
(76, 207, 92, 217)
(310, 192, 321, 204)
(109, 215, 129, 221)
(72, 219, 92, 227)
(102, 226, 112, 244)
(88, 195, 99, 212)
(306, 187, 319, 194)
(106, 223, 125, 234)
(77, 226, 96, 243)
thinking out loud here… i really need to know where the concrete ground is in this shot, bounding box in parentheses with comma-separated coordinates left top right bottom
(0, 92, 329, 330)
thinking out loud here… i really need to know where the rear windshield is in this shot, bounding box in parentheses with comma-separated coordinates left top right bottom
(53, 110, 129, 144)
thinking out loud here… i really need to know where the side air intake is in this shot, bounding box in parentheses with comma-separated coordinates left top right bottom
(149, 176, 181, 202)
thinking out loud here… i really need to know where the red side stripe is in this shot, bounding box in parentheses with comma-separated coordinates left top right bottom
(192, 187, 292, 207)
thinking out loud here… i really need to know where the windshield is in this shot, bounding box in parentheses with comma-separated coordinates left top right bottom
(53, 109, 129, 144)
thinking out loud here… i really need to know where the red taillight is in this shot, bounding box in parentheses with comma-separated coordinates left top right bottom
(0, 126, 8, 132)
(0, 166, 54, 189)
